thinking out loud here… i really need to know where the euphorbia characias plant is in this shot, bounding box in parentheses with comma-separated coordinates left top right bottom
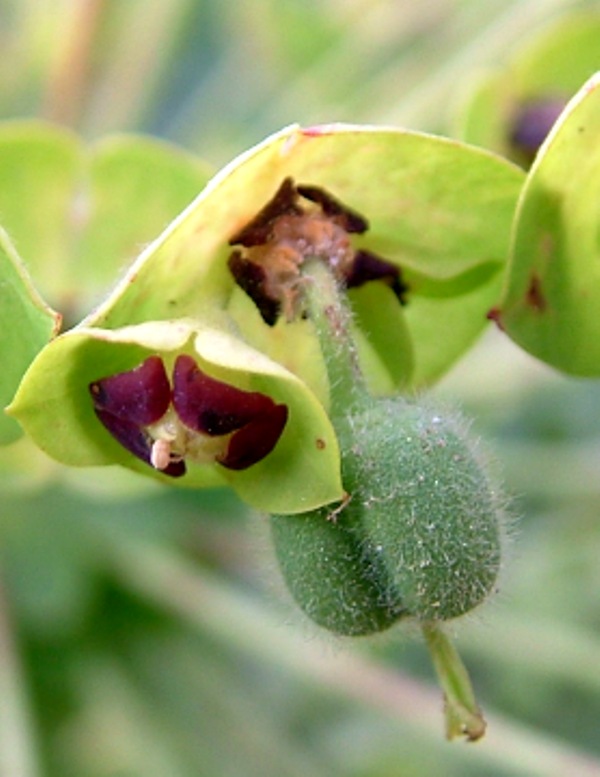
(4, 72, 599, 740)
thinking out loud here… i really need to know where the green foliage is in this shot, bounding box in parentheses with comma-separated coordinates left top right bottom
(7, 124, 523, 504)
(495, 74, 600, 374)
(0, 229, 59, 444)
(0, 2, 599, 775)
(0, 121, 213, 320)
(457, 10, 600, 165)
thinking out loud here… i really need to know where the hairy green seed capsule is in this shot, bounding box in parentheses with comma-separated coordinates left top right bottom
(350, 400, 503, 621)
(271, 503, 406, 636)
(271, 398, 504, 634)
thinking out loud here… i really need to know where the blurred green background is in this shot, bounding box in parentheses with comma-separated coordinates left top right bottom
(1, 1, 599, 776)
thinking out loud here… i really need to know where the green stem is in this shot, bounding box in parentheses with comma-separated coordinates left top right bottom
(422, 621, 486, 741)
(302, 258, 366, 419)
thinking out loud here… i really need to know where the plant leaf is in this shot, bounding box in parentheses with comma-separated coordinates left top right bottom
(0, 121, 213, 322)
(456, 11, 600, 164)
(0, 121, 83, 310)
(495, 73, 600, 375)
(0, 229, 60, 444)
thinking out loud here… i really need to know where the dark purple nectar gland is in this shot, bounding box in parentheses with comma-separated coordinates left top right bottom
(89, 355, 288, 477)
(171, 355, 289, 470)
(228, 178, 407, 325)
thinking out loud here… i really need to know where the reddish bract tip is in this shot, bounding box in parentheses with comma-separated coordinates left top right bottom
(486, 307, 505, 331)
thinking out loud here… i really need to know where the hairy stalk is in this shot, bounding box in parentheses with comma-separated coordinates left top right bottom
(298, 256, 490, 740)
(422, 621, 486, 741)
(302, 257, 366, 419)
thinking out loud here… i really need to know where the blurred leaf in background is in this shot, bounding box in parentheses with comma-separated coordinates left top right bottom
(0, 1, 599, 776)
(455, 10, 600, 165)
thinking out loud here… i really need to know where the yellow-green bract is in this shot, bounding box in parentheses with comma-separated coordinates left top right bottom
(8, 124, 523, 512)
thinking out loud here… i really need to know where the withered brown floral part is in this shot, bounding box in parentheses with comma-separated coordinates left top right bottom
(228, 251, 281, 325)
(346, 250, 409, 304)
(227, 178, 408, 325)
(90, 355, 288, 476)
(295, 183, 369, 233)
(229, 177, 302, 247)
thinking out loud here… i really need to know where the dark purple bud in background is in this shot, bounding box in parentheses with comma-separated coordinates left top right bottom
(509, 97, 566, 164)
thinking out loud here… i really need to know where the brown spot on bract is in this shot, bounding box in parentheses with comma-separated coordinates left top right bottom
(525, 273, 547, 312)
(486, 307, 505, 331)
(316, 438, 326, 450)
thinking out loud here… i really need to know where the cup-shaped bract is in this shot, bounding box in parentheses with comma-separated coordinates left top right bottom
(8, 319, 343, 514)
